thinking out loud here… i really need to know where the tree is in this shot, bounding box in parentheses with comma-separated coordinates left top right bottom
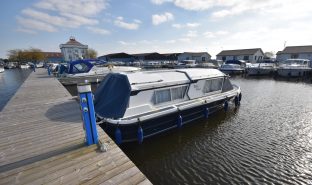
(87, 48, 97, 59)
(264, 51, 275, 59)
(7, 48, 45, 65)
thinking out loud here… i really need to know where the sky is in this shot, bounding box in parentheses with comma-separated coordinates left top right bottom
(1, 0, 312, 59)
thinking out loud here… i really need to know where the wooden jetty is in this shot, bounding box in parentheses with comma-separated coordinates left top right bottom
(0, 69, 151, 185)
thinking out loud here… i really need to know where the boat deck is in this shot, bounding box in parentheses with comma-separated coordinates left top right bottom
(0, 68, 151, 185)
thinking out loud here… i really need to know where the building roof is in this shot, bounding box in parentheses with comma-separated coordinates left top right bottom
(278, 45, 312, 54)
(217, 48, 262, 56)
(182, 52, 211, 57)
(63, 36, 85, 46)
(104, 52, 134, 59)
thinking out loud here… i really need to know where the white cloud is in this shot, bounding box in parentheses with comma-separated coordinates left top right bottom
(17, 0, 107, 33)
(87, 27, 110, 35)
(185, 30, 198, 38)
(203, 30, 229, 38)
(17, 16, 57, 32)
(166, 40, 176, 44)
(15, 28, 37, 34)
(34, 0, 107, 17)
(203, 31, 215, 38)
(118, 41, 137, 46)
(114, 17, 140, 30)
(172, 22, 200, 29)
(21, 8, 98, 28)
(151, 0, 172, 5)
(152, 12, 174, 25)
(178, 38, 191, 42)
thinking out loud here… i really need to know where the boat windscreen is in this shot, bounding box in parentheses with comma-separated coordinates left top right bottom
(222, 77, 234, 92)
(94, 73, 131, 119)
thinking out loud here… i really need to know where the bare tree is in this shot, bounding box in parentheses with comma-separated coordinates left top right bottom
(87, 48, 98, 59)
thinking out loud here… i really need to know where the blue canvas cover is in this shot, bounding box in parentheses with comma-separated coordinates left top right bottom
(68, 60, 94, 74)
(94, 73, 131, 119)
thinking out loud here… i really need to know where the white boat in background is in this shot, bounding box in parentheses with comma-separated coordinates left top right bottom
(20, 64, 30, 69)
(197, 61, 219, 69)
(220, 64, 244, 74)
(174, 60, 197, 68)
(246, 60, 276, 75)
(0, 66, 4, 73)
(277, 59, 311, 77)
(58, 60, 141, 85)
(95, 68, 242, 144)
(36, 62, 44, 68)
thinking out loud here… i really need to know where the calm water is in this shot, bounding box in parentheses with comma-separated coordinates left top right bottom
(4, 70, 312, 184)
(0, 69, 32, 111)
(66, 76, 312, 184)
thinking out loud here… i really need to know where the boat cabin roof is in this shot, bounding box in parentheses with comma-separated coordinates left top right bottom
(125, 68, 225, 91)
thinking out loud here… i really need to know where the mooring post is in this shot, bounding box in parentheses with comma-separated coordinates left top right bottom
(77, 83, 99, 146)
(47, 66, 51, 76)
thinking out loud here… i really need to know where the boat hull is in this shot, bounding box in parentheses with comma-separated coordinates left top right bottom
(220, 69, 244, 75)
(99, 98, 236, 143)
(246, 68, 275, 75)
(277, 68, 311, 77)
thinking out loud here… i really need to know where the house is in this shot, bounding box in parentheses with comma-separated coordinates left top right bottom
(276, 45, 312, 62)
(178, 52, 211, 63)
(216, 48, 264, 63)
(98, 53, 135, 63)
(60, 37, 88, 62)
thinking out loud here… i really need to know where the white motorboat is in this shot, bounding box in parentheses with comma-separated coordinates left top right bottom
(219, 64, 244, 74)
(174, 60, 197, 68)
(246, 60, 276, 75)
(58, 60, 141, 85)
(20, 64, 30, 69)
(277, 59, 311, 77)
(95, 68, 242, 144)
(0, 66, 4, 73)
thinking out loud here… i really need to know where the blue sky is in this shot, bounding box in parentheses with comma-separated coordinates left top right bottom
(1, 0, 312, 58)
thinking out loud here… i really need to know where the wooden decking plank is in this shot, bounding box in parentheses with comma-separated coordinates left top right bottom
(100, 166, 140, 185)
(0, 69, 150, 185)
(117, 171, 147, 185)
(27, 148, 125, 185)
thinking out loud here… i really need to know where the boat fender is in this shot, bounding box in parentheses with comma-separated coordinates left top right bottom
(177, 115, 183, 128)
(239, 93, 242, 102)
(114, 127, 122, 145)
(234, 96, 239, 107)
(137, 125, 144, 144)
(224, 100, 229, 112)
(204, 107, 209, 119)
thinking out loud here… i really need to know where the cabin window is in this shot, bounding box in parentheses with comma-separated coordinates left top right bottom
(171, 86, 187, 100)
(222, 56, 226, 61)
(154, 86, 187, 104)
(72, 63, 90, 73)
(155, 89, 171, 104)
(203, 78, 223, 93)
(243, 56, 249, 60)
(202, 57, 205, 61)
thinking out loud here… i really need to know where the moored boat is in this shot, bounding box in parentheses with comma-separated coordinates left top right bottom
(219, 64, 244, 74)
(58, 59, 141, 85)
(0, 66, 4, 73)
(94, 68, 242, 144)
(246, 59, 276, 75)
(277, 59, 311, 77)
